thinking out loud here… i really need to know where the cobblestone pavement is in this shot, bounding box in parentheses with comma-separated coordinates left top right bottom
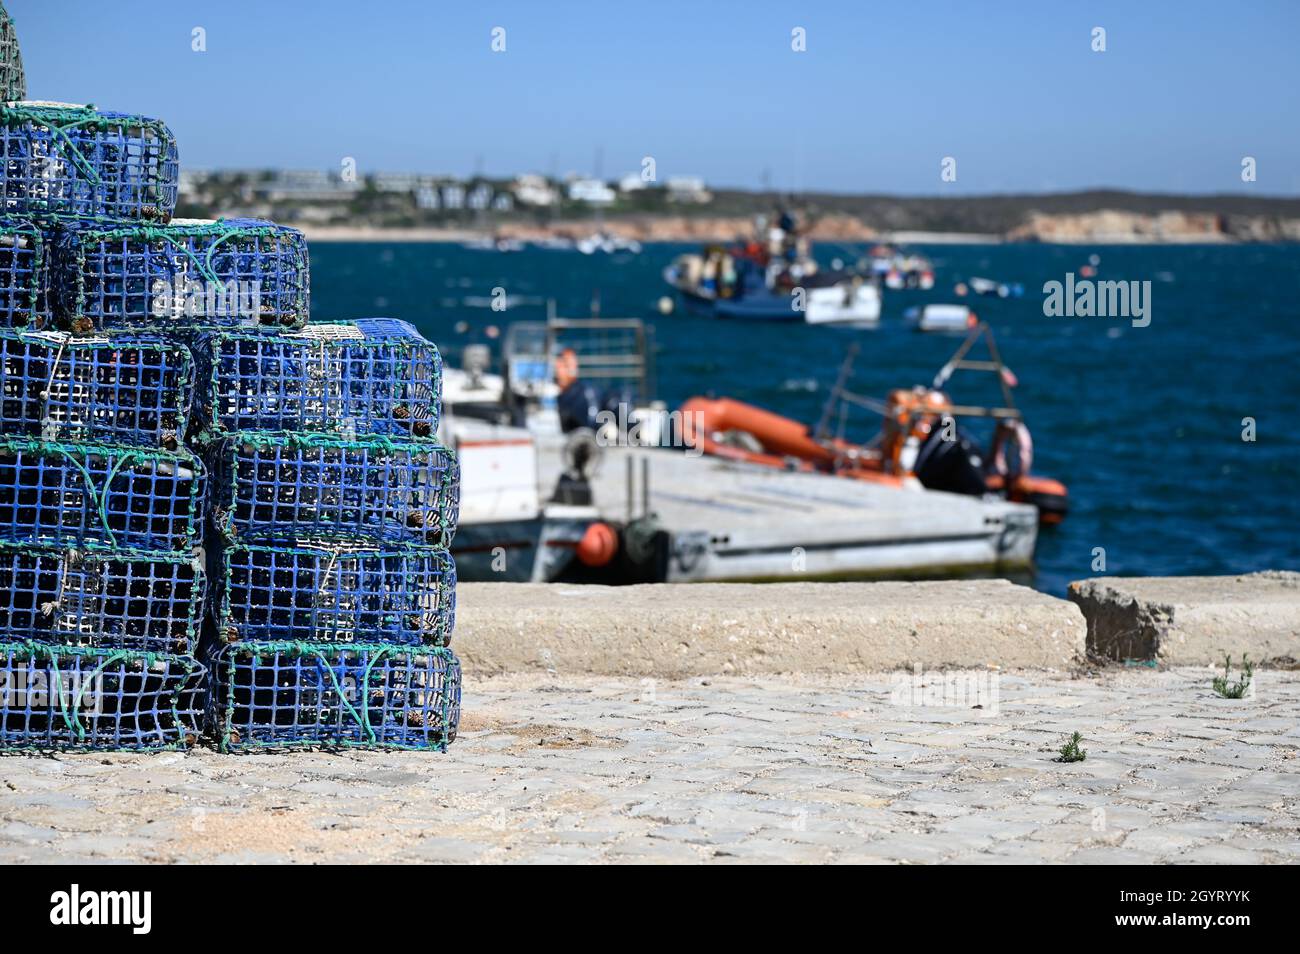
(2, 667, 1298, 863)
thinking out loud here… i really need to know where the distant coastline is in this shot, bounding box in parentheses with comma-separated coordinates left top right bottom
(298, 211, 1289, 245)
(300, 227, 1005, 244)
(297, 223, 1005, 244)
(180, 170, 1300, 245)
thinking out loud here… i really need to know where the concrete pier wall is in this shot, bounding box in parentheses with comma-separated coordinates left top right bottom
(455, 579, 1084, 675)
(454, 572, 1300, 675)
(1069, 571, 1300, 666)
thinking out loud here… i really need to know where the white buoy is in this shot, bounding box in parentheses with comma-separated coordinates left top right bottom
(657, 296, 675, 315)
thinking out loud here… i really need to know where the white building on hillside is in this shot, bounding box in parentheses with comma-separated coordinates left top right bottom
(512, 174, 560, 207)
(619, 173, 650, 193)
(568, 177, 616, 206)
(667, 176, 712, 204)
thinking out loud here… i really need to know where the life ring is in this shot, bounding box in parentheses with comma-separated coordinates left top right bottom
(989, 418, 1033, 478)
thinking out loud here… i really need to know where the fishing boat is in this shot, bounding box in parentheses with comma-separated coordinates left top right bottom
(462, 234, 525, 253)
(664, 250, 881, 326)
(663, 209, 881, 326)
(905, 303, 978, 333)
(864, 244, 935, 290)
(965, 276, 1024, 298)
(576, 231, 642, 255)
(678, 323, 1069, 525)
(531, 235, 577, 251)
(440, 306, 1040, 582)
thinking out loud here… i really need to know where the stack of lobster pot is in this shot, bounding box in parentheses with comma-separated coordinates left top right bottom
(0, 96, 208, 745)
(189, 320, 461, 752)
(0, 3, 460, 753)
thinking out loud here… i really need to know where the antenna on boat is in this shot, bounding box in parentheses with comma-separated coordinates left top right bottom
(814, 342, 859, 441)
(932, 322, 1019, 414)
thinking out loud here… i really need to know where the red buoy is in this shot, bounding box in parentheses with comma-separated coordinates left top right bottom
(575, 522, 618, 567)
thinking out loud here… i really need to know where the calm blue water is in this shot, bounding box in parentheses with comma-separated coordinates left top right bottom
(310, 241, 1300, 594)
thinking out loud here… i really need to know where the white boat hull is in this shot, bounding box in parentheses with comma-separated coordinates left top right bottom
(802, 284, 882, 326)
(535, 440, 1038, 583)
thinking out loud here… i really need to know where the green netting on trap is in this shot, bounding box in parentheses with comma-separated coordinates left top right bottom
(0, 641, 203, 751)
(206, 641, 460, 752)
(0, 329, 193, 447)
(0, 542, 204, 655)
(210, 432, 459, 547)
(0, 3, 25, 103)
(0, 437, 205, 552)
(212, 540, 456, 647)
(0, 103, 178, 222)
(52, 218, 309, 333)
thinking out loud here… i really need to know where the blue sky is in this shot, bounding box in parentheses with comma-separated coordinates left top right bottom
(10, 0, 1300, 195)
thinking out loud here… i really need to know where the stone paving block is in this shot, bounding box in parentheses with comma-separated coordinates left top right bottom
(711, 838, 835, 863)
(1173, 842, 1275, 864)
(0, 820, 59, 844)
(1066, 846, 1165, 864)
(1119, 828, 1210, 854)
(404, 837, 490, 863)
(853, 835, 951, 863)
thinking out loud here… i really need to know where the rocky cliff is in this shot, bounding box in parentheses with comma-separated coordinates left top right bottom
(1008, 209, 1300, 243)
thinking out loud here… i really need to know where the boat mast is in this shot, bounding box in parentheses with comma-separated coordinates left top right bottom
(814, 342, 859, 441)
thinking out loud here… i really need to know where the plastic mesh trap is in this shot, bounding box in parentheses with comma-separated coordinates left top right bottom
(0, 219, 46, 328)
(0, 103, 178, 222)
(0, 438, 204, 551)
(207, 642, 460, 752)
(0, 3, 26, 103)
(0, 641, 203, 751)
(52, 217, 309, 333)
(213, 542, 456, 647)
(190, 319, 440, 442)
(211, 433, 458, 547)
(0, 330, 193, 447)
(0, 543, 204, 654)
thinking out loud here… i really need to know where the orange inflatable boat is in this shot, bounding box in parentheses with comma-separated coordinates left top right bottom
(678, 324, 1069, 524)
(678, 396, 908, 488)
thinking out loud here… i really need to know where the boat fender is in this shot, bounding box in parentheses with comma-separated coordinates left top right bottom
(576, 522, 618, 567)
(623, 517, 663, 567)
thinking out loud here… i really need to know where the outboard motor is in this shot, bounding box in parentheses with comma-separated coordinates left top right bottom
(551, 428, 602, 505)
(913, 424, 988, 497)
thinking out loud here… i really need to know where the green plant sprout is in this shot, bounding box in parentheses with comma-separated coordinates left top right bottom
(1212, 654, 1254, 699)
